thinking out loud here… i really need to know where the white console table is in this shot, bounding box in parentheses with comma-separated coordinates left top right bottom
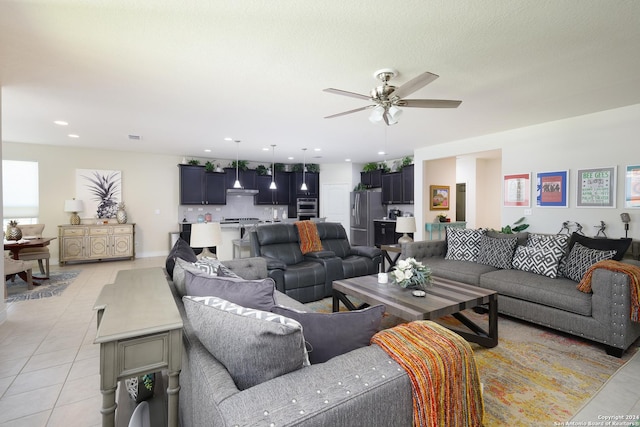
(424, 221, 467, 240)
(94, 268, 182, 427)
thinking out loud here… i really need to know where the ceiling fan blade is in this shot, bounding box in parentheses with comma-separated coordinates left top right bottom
(324, 105, 374, 119)
(323, 88, 371, 101)
(398, 99, 462, 108)
(391, 72, 439, 99)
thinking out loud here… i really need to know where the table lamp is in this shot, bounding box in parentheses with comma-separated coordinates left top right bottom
(190, 222, 222, 258)
(395, 217, 416, 244)
(64, 199, 84, 225)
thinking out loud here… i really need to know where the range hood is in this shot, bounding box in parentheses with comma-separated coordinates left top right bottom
(226, 188, 259, 196)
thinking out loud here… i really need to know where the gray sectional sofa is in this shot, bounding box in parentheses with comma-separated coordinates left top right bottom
(167, 256, 415, 427)
(401, 232, 640, 357)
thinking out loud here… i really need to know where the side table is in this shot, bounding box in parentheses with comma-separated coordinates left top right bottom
(380, 244, 402, 272)
(94, 268, 183, 427)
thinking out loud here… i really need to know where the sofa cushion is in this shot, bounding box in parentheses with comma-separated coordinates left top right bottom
(165, 238, 197, 277)
(184, 270, 276, 311)
(315, 222, 351, 258)
(566, 233, 631, 261)
(563, 242, 617, 282)
(445, 228, 486, 262)
(425, 257, 497, 286)
(476, 235, 518, 269)
(183, 296, 308, 390)
(479, 269, 592, 316)
(271, 304, 385, 364)
(512, 234, 568, 278)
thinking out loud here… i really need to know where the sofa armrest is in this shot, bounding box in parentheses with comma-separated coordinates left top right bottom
(214, 345, 413, 427)
(350, 245, 382, 259)
(262, 255, 287, 271)
(590, 268, 640, 351)
(401, 240, 447, 260)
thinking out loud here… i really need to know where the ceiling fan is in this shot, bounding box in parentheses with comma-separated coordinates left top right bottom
(323, 68, 461, 125)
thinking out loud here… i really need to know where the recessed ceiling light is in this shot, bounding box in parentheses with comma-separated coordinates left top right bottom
(204, 149, 211, 153)
(68, 134, 79, 138)
(224, 137, 233, 141)
(345, 158, 351, 162)
(54, 120, 68, 126)
(314, 148, 321, 151)
(287, 156, 294, 160)
(378, 151, 386, 155)
(262, 147, 269, 151)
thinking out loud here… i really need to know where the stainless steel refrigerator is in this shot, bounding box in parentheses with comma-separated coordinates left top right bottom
(350, 191, 385, 246)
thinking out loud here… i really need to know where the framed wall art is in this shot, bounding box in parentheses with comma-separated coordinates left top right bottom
(76, 169, 122, 218)
(429, 185, 450, 210)
(536, 170, 569, 208)
(576, 166, 616, 208)
(625, 164, 640, 208)
(503, 173, 531, 207)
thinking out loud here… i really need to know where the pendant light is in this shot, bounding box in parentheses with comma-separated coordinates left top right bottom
(300, 148, 308, 191)
(269, 144, 277, 190)
(233, 140, 242, 188)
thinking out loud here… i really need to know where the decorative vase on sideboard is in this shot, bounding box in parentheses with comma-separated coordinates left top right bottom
(116, 202, 128, 224)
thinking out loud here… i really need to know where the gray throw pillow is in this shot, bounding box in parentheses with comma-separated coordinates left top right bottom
(564, 242, 617, 282)
(476, 235, 518, 269)
(183, 296, 308, 390)
(184, 269, 276, 311)
(271, 304, 385, 364)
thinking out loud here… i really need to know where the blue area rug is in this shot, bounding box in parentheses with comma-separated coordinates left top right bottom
(5, 270, 80, 302)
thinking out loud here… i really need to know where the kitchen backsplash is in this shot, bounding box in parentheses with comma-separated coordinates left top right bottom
(179, 195, 288, 223)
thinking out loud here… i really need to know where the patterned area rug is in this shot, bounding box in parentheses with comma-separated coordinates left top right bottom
(5, 270, 79, 302)
(305, 297, 639, 426)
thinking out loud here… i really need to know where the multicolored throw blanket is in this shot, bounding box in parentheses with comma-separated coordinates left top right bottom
(577, 260, 640, 321)
(371, 321, 484, 427)
(295, 220, 323, 254)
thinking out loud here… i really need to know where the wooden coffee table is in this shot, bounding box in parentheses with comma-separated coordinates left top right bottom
(332, 274, 498, 348)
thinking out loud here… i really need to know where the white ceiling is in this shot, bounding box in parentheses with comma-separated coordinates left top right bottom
(2, 1, 640, 165)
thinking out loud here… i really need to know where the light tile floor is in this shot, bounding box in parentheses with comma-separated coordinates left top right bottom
(0, 256, 639, 426)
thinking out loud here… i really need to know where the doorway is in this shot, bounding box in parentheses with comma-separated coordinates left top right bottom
(456, 183, 466, 222)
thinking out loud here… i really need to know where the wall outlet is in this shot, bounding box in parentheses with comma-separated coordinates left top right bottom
(524, 208, 532, 216)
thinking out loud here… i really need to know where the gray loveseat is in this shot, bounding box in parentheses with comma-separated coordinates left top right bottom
(250, 222, 381, 303)
(168, 257, 415, 427)
(402, 235, 640, 357)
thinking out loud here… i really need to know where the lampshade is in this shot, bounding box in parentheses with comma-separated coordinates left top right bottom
(396, 216, 416, 244)
(64, 199, 84, 225)
(388, 105, 403, 121)
(369, 106, 385, 123)
(190, 222, 222, 258)
(64, 199, 84, 213)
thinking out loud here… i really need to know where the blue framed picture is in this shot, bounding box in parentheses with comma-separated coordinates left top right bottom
(536, 170, 568, 208)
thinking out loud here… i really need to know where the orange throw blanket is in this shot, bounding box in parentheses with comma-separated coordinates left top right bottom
(371, 321, 484, 427)
(295, 220, 323, 254)
(577, 260, 640, 322)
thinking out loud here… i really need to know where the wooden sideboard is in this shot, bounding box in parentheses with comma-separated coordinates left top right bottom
(58, 223, 135, 265)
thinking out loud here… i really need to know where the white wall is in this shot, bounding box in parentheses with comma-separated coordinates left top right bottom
(0, 89, 5, 324)
(415, 103, 640, 241)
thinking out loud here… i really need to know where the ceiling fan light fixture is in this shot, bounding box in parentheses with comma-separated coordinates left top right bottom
(388, 105, 402, 120)
(369, 106, 385, 123)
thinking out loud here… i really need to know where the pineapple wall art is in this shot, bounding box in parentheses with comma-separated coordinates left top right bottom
(76, 169, 122, 219)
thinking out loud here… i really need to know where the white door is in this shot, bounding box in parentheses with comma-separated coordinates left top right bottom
(320, 183, 350, 230)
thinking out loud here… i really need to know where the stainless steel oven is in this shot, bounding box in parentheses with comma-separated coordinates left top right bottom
(296, 198, 318, 220)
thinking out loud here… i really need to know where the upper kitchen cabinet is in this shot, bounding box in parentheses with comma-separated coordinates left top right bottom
(401, 164, 414, 203)
(291, 172, 319, 198)
(224, 167, 257, 190)
(255, 172, 291, 205)
(360, 169, 382, 188)
(381, 172, 403, 204)
(179, 164, 226, 205)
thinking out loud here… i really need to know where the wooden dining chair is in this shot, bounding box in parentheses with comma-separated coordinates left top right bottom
(16, 224, 50, 278)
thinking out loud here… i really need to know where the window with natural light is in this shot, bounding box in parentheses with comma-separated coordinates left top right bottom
(2, 160, 39, 229)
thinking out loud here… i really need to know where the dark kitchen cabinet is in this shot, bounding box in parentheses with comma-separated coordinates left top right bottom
(374, 221, 401, 246)
(402, 164, 414, 203)
(255, 172, 290, 205)
(291, 172, 319, 198)
(381, 172, 403, 204)
(224, 168, 257, 190)
(360, 169, 382, 188)
(179, 165, 226, 205)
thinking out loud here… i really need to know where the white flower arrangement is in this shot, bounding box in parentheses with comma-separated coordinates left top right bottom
(391, 257, 432, 289)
